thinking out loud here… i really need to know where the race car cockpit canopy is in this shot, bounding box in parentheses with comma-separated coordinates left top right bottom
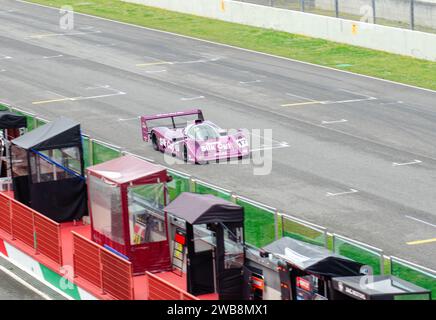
(186, 123, 221, 141)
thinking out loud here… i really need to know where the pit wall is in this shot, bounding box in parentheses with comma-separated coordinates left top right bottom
(123, 0, 436, 61)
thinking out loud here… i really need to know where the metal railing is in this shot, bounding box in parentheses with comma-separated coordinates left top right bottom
(281, 213, 328, 248)
(332, 233, 384, 275)
(0, 192, 63, 266)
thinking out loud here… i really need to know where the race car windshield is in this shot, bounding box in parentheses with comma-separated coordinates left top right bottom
(189, 124, 220, 141)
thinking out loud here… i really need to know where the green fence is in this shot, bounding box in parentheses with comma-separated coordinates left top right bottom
(236, 197, 277, 248)
(82, 135, 91, 168)
(390, 256, 436, 299)
(91, 139, 122, 165)
(167, 170, 191, 202)
(193, 179, 232, 201)
(333, 234, 384, 275)
(281, 214, 327, 248)
(35, 117, 48, 128)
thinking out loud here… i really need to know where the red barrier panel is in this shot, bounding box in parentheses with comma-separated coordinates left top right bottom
(146, 272, 199, 300)
(11, 200, 34, 248)
(101, 250, 134, 300)
(72, 231, 136, 299)
(72, 232, 102, 289)
(34, 213, 62, 265)
(0, 192, 63, 266)
(0, 193, 11, 235)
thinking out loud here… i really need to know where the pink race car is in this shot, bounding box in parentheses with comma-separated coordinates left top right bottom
(140, 109, 250, 164)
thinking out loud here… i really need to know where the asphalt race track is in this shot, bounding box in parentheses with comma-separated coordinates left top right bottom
(0, 268, 44, 300)
(0, 255, 67, 300)
(1, 0, 436, 269)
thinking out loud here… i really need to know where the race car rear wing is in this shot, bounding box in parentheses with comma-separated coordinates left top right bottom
(140, 109, 204, 141)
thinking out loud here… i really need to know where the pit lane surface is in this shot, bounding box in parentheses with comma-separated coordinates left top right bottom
(0, 268, 44, 300)
(1, 0, 436, 269)
(0, 255, 67, 300)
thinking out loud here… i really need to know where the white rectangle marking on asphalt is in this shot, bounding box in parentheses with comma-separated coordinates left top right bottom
(392, 160, 422, 166)
(405, 215, 436, 228)
(145, 69, 167, 74)
(118, 116, 140, 122)
(28, 30, 102, 39)
(239, 80, 262, 85)
(326, 189, 358, 197)
(43, 54, 63, 59)
(321, 119, 348, 124)
(180, 96, 204, 101)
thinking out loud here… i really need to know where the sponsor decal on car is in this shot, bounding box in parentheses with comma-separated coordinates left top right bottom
(200, 142, 235, 152)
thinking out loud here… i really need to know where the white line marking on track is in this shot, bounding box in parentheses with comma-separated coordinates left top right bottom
(392, 159, 422, 166)
(177, 57, 220, 64)
(137, 57, 220, 67)
(137, 61, 172, 67)
(379, 101, 404, 106)
(28, 30, 101, 39)
(320, 97, 377, 105)
(43, 54, 63, 59)
(32, 86, 126, 105)
(0, 9, 17, 14)
(326, 189, 358, 197)
(405, 215, 436, 228)
(95, 43, 116, 48)
(281, 97, 377, 107)
(0, 55, 12, 60)
(321, 119, 348, 124)
(239, 80, 262, 85)
(0, 265, 51, 300)
(180, 96, 204, 101)
(145, 69, 167, 74)
(0, 69, 6, 73)
(118, 116, 140, 122)
(250, 143, 289, 152)
(281, 101, 323, 107)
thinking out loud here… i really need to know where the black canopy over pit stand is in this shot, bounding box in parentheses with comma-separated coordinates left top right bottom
(0, 111, 27, 179)
(164, 192, 245, 300)
(263, 237, 365, 300)
(332, 275, 431, 300)
(10, 117, 87, 222)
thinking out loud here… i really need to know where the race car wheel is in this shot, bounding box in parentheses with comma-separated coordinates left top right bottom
(151, 133, 160, 151)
